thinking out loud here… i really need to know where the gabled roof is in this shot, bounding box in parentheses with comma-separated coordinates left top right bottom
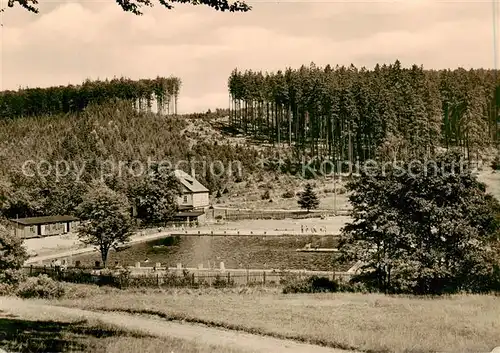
(10, 215, 79, 226)
(174, 169, 209, 193)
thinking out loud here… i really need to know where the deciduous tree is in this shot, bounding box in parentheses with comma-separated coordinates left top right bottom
(338, 149, 500, 294)
(129, 164, 181, 225)
(0, 223, 27, 286)
(77, 183, 133, 267)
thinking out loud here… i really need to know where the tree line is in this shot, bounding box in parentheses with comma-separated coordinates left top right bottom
(0, 76, 182, 119)
(228, 61, 500, 163)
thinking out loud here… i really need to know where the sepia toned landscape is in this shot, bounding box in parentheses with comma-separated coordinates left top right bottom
(1, 0, 500, 352)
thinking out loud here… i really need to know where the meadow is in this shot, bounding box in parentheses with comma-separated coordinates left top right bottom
(50, 284, 500, 353)
(0, 308, 253, 353)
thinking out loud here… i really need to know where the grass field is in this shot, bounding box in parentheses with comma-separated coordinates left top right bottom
(70, 234, 349, 271)
(0, 307, 252, 353)
(53, 284, 500, 353)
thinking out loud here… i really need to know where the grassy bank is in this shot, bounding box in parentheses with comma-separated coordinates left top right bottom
(53, 284, 500, 353)
(0, 306, 253, 353)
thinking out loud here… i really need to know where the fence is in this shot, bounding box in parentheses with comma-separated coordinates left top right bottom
(22, 265, 353, 289)
(209, 208, 350, 221)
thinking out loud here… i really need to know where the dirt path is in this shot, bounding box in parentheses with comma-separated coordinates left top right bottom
(0, 297, 354, 353)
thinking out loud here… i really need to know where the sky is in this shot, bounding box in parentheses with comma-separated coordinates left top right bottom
(0, 0, 499, 113)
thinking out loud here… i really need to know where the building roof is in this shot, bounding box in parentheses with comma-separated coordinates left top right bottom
(10, 215, 79, 226)
(174, 169, 209, 194)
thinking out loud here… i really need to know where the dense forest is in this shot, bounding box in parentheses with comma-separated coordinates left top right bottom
(0, 76, 182, 118)
(228, 61, 500, 162)
(1, 62, 499, 219)
(0, 102, 259, 219)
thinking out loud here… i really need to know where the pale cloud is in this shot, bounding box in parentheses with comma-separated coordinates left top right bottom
(0, 0, 498, 113)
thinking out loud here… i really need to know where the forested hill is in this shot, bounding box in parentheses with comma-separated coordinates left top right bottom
(0, 103, 259, 219)
(228, 61, 500, 161)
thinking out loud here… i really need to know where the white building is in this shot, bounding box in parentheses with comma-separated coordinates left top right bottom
(174, 169, 210, 210)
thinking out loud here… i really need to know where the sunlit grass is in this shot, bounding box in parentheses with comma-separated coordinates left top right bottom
(53, 284, 500, 353)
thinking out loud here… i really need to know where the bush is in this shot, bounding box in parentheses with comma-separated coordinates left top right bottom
(96, 268, 132, 288)
(324, 186, 346, 195)
(0, 283, 15, 296)
(0, 225, 28, 286)
(336, 186, 347, 195)
(282, 275, 339, 294)
(16, 274, 66, 299)
(213, 274, 234, 288)
(282, 275, 371, 294)
(261, 190, 271, 200)
(491, 155, 500, 171)
(282, 190, 295, 198)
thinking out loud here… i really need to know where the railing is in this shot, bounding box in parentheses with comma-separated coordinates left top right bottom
(209, 209, 350, 221)
(22, 265, 353, 289)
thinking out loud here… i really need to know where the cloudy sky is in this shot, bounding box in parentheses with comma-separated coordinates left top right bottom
(0, 0, 498, 113)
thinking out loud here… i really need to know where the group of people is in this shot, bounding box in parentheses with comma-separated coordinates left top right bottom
(49, 258, 67, 270)
(300, 225, 327, 233)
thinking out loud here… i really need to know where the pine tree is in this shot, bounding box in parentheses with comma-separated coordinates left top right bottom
(298, 183, 319, 212)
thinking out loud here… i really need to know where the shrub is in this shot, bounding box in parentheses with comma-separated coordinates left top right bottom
(16, 274, 66, 299)
(215, 215, 223, 220)
(213, 274, 234, 288)
(282, 190, 295, 198)
(261, 190, 271, 200)
(98, 268, 132, 288)
(491, 155, 500, 171)
(282, 275, 339, 294)
(324, 186, 346, 195)
(0, 225, 28, 286)
(337, 280, 371, 293)
(0, 283, 15, 296)
(336, 186, 347, 195)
